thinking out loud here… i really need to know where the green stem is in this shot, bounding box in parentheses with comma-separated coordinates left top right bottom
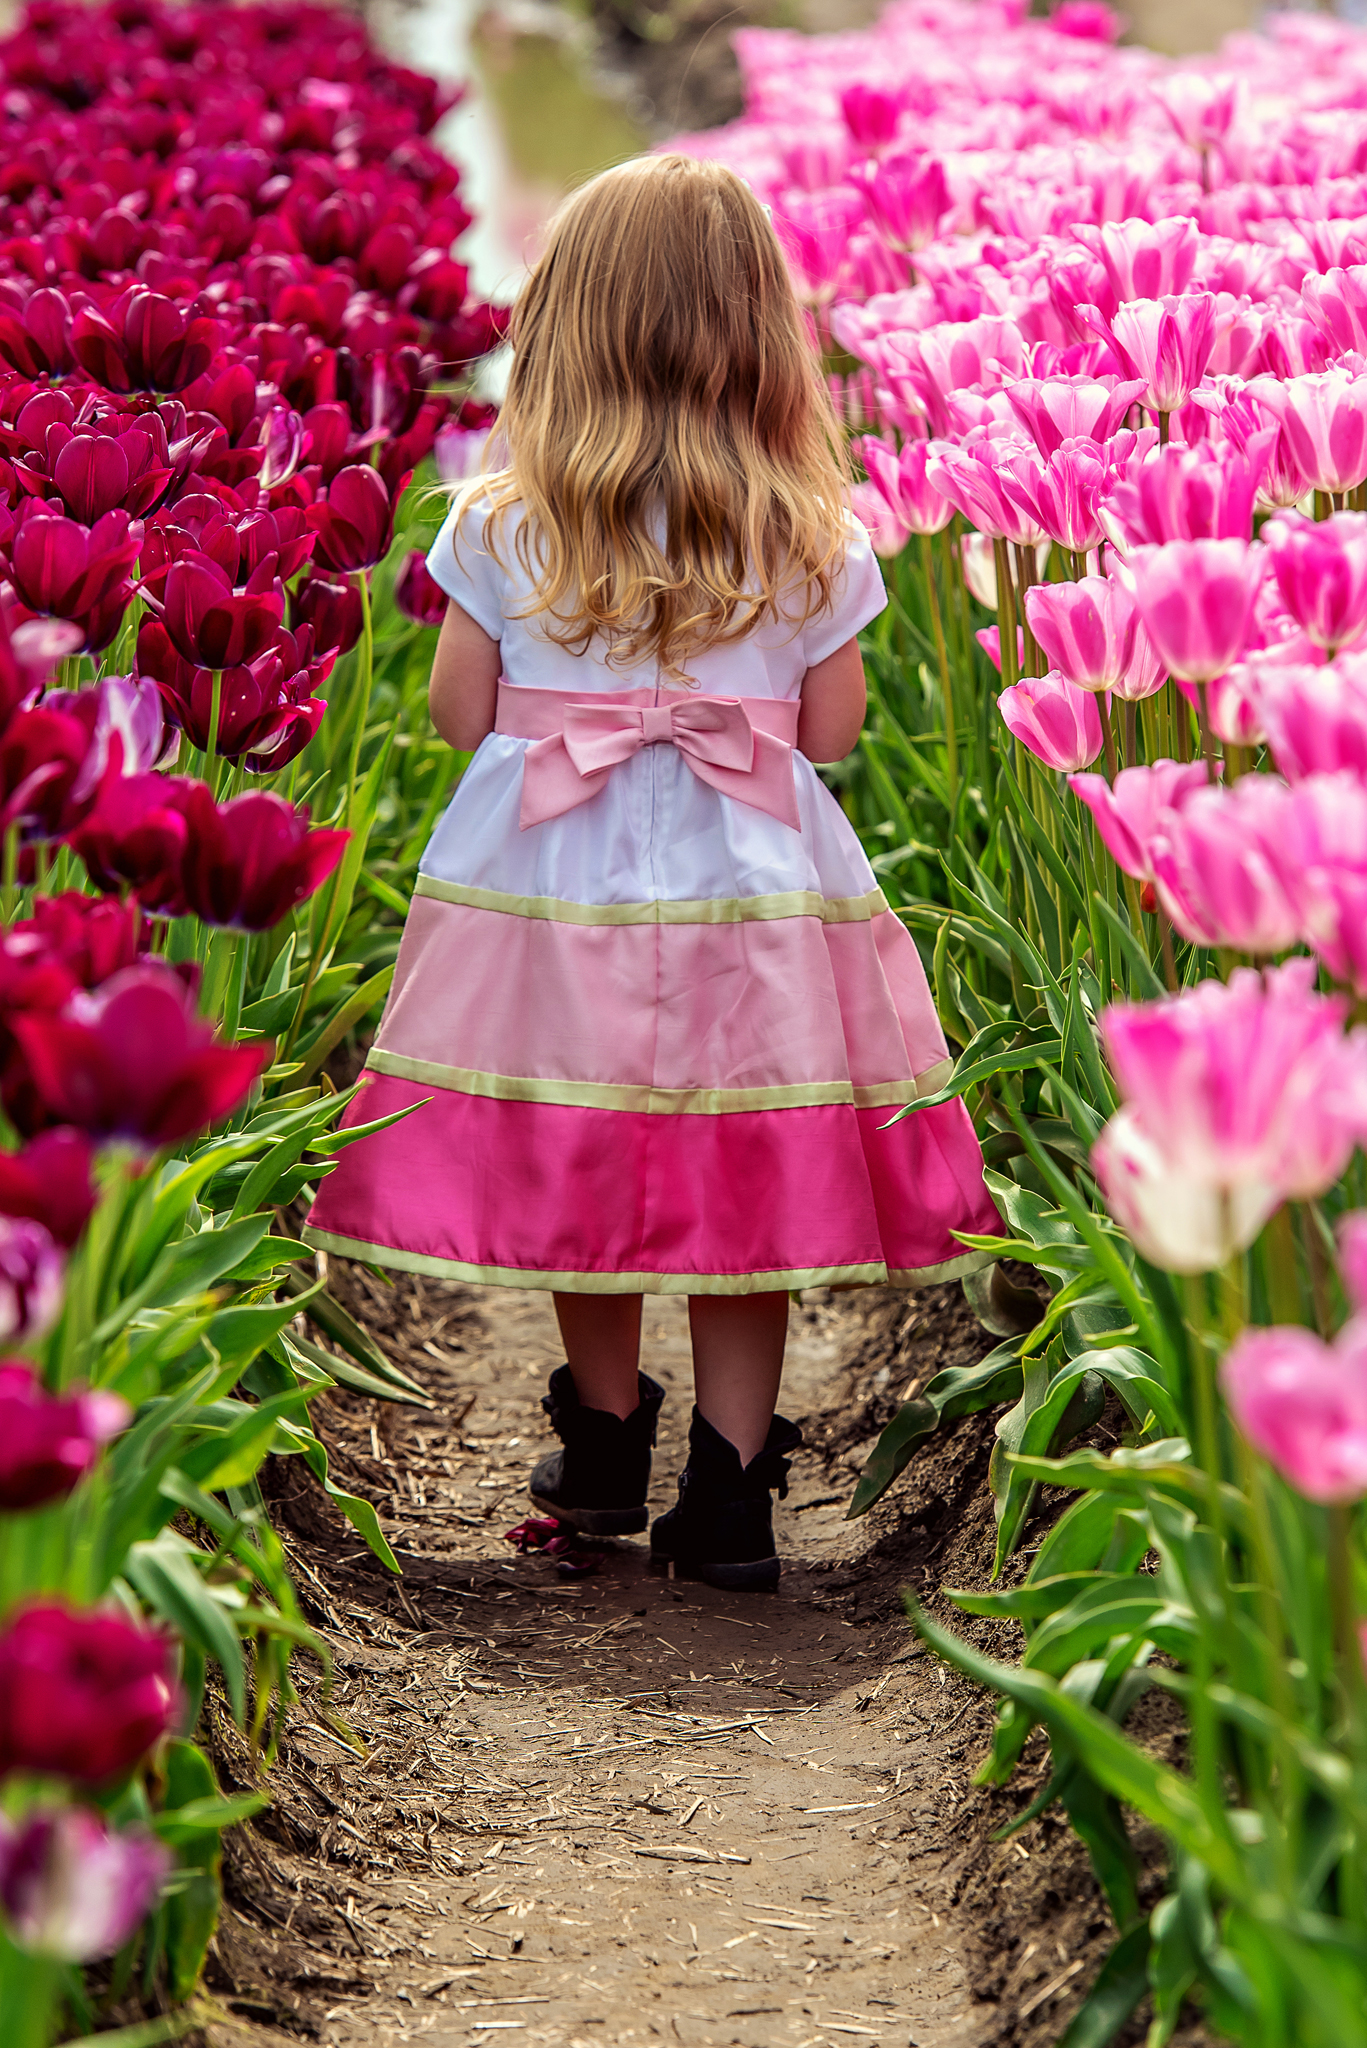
(2, 822, 18, 925)
(346, 569, 375, 827)
(992, 538, 1019, 693)
(920, 534, 957, 814)
(205, 669, 224, 793)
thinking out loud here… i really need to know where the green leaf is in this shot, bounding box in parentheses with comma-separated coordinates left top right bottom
(275, 1418, 400, 1572)
(122, 1537, 247, 1723)
(847, 1341, 1024, 1517)
(1055, 1922, 1151, 2048)
(282, 1272, 430, 1401)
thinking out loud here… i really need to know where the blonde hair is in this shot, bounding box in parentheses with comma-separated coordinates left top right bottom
(457, 154, 851, 679)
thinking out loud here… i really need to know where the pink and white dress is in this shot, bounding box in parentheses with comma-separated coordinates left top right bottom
(304, 498, 1000, 1294)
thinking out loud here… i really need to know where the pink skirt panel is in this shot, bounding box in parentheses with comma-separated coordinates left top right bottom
(305, 1074, 1002, 1290)
(377, 896, 948, 1094)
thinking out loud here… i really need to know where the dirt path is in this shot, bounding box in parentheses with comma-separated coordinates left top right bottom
(209, 1271, 1151, 2048)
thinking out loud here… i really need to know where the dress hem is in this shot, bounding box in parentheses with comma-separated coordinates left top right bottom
(303, 1226, 993, 1294)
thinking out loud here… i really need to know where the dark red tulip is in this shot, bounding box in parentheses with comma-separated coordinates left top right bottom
(8, 505, 142, 641)
(291, 571, 363, 657)
(70, 290, 221, 394)
(14, 414, 176, 524)
(301, 403, 353, 481)
(0, 1129, 98, 1248)
(394, 548, 447, 627)
(177, 787, 350, 930)
(0, 288, 72, 378)
(0, 703, 104, 843)
(0, 895, 144, 1142)
(0, 1604, 180, 1784)
(305, 463, 398, 572)
(154, 551, 285, 670)
(11, 961, 271, 1149)
(68, 771, 192, 910)
(0, 1364, 127, 1511)
(136, 620, 331, 768)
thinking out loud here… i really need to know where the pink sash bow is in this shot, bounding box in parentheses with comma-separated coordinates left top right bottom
(496, 685, 801, 832)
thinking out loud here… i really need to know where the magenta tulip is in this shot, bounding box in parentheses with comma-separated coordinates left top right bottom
(1120, 538, 1262, 683)
(1025, 575, 1164, 695)
(0, 288, 73, 379)
(0, 1218, 64, 1346)
(840, 81, 902, 148)
(849, 149, 950, 250)
(70, 289, 220, 395)
(11, 964, 271, 1150)
(0, 1130, 97, 1249)
(0, 1808, 168, 1961)
(136, 619, 330, 771)
(1222, 1324, 1367, 1503)
(394, 550, 449, 627)
(0, 1604, 180, 1784)
(1069, 759, 1209, 882)
(305, 464, 400, 573)
(1149, 776, 1300, 954)
(998, 671, 1105, 772)
(1263, 511, 1367, 653)
(1248, 367, 1367, 498)
(1085, 294, 1218, 416)
(0, 1364, 127, 1511)
(175, 788, 350, 932)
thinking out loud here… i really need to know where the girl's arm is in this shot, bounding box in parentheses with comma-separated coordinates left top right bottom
(428, 601, 503, 751)
(796, 636, 868, 763)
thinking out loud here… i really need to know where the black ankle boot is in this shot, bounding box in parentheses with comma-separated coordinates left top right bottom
(529, 1364, 665, 1535)
(649, 1409, 803, 1590)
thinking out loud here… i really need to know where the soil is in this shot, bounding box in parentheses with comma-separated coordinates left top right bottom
(195, 1267, 1211, 2048)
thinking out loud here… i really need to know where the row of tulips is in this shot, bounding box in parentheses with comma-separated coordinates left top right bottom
(684, 4, 1367, 2043)
(0, 4, 494, 2042)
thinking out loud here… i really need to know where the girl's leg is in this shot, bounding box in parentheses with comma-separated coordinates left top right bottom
(688, 1292, 789, 1464)
(553, 1292, 643, 1416)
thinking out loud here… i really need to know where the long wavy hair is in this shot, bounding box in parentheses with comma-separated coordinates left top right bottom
(456, 154, 851, 680)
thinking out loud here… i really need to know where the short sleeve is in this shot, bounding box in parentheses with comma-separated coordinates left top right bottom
(425, 496, 505, 640)
(801, 515, 889, 666)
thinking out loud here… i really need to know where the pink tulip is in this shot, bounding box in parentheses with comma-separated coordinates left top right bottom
(1025, 575, 1165, 695)
(1002, 375, 1146, 457)
(1153, 72, 1240, 151)
(974, 626, 1025, 672)
(997, 433, 1150, 555)
(1073, 215, 1200, 305)
(1084, 294, 1218, 416)
(1120, 538, 1262, 682)
(1098, 959, 1365, 1239)
(1174, 664, 1267, 748)
(1339, 1211, 1367, 1316)
(1092, 1103, 1281, 1274)
(854, 436, 953, 537)
(872, 317, 1029, 437)
(1270, 772, 1367, 995)
(1069, 759, 1209, 881)
(0, 1808, 168, 1962)
(1260, 656, 1367, 780)
(840, 82, 902, 150)
(1222, 1325, 1367, 1503)
(1263, 511, 1367, 653)
(925, 434, 1048, 546)
(1302, 266, 1367, 357)
(998, 672, 1105, 772)
(1100, 437, 1274, 548)
(1149, 776, 1299, 955)
(1247, 367, 1367, 498)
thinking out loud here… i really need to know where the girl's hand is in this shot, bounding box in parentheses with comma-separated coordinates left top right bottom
(796, 636, 868, 764)
(428, 601, 503, 751)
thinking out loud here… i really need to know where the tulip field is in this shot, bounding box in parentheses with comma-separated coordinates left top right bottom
(0, 3, 501, 2042)
(673, 2, 1367, 2041)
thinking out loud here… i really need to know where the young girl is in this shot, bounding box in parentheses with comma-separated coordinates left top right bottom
(305, 154, 1003, 1590)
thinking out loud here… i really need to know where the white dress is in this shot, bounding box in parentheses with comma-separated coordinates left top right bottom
(305, 496, 999, 1293)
